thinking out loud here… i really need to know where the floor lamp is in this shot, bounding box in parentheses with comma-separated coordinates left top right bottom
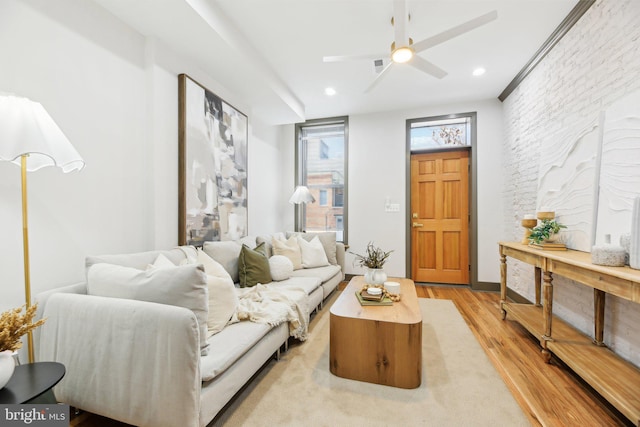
(289, 185, 315, 232)
(0, 94, 85, 363)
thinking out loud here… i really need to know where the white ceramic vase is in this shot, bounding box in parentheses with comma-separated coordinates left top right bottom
(0, 350, 15, 389)
(365, 268, 387, 285)
(630, 196, 640, 270)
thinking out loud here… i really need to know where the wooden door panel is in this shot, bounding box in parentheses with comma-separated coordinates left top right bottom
(419, 159, 436, 174)
(442, 180, 461, 219)
(418, 181, 436, 218)
(443, 231, 461, 270)
(411, 150, 469, 284)
(442, 158, 461, 173)
(417, 231, 436, 269)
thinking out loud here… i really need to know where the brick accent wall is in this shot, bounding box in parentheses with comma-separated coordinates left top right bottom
(502, 0, 640, 366)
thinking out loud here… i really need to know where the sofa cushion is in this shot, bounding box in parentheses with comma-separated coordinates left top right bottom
(238, 243, 272, 288)
(287, 232, 338, 265)
(297, 236, 329, 268)
(269, 276, 322, 297)
(202, 241, 242, 283)
(268, 255, 294, 281)
(256, 233, 286, 257)
(150, 253, 176, 268)
(272, 236, 302, 270)
(201, 320, 272, 382)
(197, 249, 239, 336)
(87, 262, 210, 355)
(289, 264, 341, 283)
(86, 246, 193, 272)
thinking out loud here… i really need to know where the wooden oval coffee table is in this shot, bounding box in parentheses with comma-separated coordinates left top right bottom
(329, 276, 422, 389)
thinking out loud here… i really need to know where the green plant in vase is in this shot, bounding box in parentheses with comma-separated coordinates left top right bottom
(528, 219, 567, 244)
(350, 242, 393, 285)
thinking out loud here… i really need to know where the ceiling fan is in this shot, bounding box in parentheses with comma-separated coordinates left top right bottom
(323, 0, 498, 93)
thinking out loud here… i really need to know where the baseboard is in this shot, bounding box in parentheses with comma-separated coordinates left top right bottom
(471, 281, 499, 292)
(345, 274, 503, 295)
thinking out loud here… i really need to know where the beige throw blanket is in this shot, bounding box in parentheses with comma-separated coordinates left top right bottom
(236, 284, 309, 341)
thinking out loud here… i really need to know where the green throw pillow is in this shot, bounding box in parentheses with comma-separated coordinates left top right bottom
(239, 242, 272, 287)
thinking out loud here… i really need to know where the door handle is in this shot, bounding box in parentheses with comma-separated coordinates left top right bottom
(412, 222, 423, 228)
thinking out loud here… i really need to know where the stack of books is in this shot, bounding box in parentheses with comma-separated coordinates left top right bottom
(530, 242, 567, 251)
(356, 290, 393, 306)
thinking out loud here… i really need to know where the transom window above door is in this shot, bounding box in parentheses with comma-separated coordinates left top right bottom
(409, 116, 471, 151)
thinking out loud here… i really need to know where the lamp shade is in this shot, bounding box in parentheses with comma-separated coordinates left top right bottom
(0, 94, 84, 172)
(289, 185, 315, 204)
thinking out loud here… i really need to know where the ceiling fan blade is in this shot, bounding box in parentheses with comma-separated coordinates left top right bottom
(323, 53, 387, 62)
(364, 62, 394, 93)
(393, 0, 408, 45)
(412, 10, 498, 53)
(410, 56, 447, 79)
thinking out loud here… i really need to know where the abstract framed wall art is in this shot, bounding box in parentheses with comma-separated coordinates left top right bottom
(178, 74, 248, 246)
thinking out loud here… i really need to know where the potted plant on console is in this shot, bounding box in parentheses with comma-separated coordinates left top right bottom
(528, 219, 567, 245)
(351, 242, 393, 285)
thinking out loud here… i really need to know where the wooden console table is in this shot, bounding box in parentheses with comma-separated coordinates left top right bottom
(499, 242, 640, 425)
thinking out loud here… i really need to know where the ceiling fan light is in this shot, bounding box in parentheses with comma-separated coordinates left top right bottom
(392, 46, 413, 63)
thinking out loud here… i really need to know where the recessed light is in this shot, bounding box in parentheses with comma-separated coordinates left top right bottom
(325, 87, 337, 96)
(472, 67, 486, 76)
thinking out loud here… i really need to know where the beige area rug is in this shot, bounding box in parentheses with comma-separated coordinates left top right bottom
(210, 297, 529, 426)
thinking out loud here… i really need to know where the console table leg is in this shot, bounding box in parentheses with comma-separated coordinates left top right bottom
(535, 267, 542, 306)
(500, 253, 507, 319)
(594, 289, 606, 346)
(542, 271, 553, 363)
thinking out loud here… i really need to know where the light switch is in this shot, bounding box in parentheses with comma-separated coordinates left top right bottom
(385, 203, 400, 212)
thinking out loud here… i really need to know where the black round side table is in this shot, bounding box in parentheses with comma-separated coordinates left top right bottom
(0, 362, 65, 404)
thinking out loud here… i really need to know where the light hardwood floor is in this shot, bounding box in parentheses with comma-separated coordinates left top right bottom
(69, 284, 632, 426)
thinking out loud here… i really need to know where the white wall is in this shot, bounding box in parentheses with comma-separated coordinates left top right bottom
(0, 0, 149, 313)
(0, 0, 284, 313)
(282, 99, 505, 283)
(502, 0, 640, 367)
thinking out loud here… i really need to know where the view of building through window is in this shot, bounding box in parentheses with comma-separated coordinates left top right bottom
(296, 118, 347, 242)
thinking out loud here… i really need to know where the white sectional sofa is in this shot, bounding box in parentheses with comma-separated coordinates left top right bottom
(35, 231, 344, 427)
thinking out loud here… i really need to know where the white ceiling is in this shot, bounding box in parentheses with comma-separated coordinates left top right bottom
(92, 0, 578, 124)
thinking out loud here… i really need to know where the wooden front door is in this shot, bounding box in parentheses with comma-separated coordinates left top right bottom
(411, 150, 469, 284)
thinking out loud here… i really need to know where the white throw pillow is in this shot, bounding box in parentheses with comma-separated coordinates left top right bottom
(197, 249, 239, 336)
(147, 253, 176, 269)
(287, 231, 338, 265)
(297, 236, 330, 268)
(87, 262, 210, 355)
(202, 241, 242, 282)
(269, 255, 294, 281)
(272, 236, 303, 270)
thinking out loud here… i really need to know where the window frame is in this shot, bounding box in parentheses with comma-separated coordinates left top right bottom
(294, 116, 348, 243)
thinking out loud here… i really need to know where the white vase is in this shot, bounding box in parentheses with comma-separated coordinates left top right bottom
(364, 268, 387, 285)
(631, 196, 640, 270)
(0, 350, 15, 389)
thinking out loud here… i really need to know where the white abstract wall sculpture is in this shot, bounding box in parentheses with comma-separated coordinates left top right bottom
(595, 89, 640, 248)
(630, 196, 640, 270)
(536, 117, 601, 252)
(536, 89, 640, 253)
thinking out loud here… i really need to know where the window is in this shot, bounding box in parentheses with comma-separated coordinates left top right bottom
(333, 188, 344, 207)
(295, 117, 348, 242)
(319, 190, 327, 206)
(319, 141, 329, 159)
(409, 116, 471, 151)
